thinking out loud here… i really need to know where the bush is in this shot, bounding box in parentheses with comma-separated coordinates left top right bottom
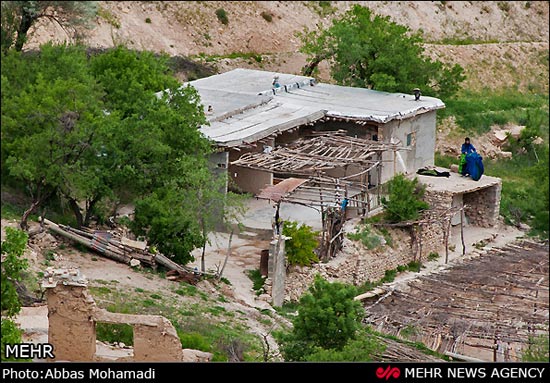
(276, 276, 366, 360)
(178, 331, 211, 352)
(381, 174, 429, 223)
(282, 221, 319, 266)
(215, 8, 229, 25)
(145, 17, 151, 23)
(347, 224, 382, 249)
(246, 269, 265, 295)
(260, 11, 273, 22)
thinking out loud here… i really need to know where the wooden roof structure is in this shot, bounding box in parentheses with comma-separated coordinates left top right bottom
(231, 133, 400, 176)
(232, 132, 405, 211)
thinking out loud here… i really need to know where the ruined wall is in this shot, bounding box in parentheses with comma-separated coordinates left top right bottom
(463, 183, 502, 227)
(133, 319, 183, 362)
(44, 268, 196, 362)
(46, 284, 97, 361)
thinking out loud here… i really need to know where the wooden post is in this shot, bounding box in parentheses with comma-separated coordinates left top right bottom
(218, 230, 234, 279)
(445, 217, 452, 264)
(377, 159, 382, 206)
(318, 177, 326, 260)
(460, 206, 466, 256)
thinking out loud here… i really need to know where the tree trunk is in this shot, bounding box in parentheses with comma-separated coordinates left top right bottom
(303, 58, 322, 77)
(200, 218, 206, 272)
(14, 9, 36, 51)
(20, 200, 40, 231)
(218, 230, 234, 280)
(68, 198, 84, 228)
(83, 197, 99, 227)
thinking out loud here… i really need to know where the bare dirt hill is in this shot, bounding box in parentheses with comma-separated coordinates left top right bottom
(27, 1, 549, 56)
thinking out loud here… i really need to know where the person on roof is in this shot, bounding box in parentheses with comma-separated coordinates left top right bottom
(461, 137, 476, 155)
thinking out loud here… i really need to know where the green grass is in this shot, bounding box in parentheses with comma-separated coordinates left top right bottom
(247, 269, 265, 295)
(193, 51, 262, 64)
(96, 323, 133, 346)
(359, 261, 424, 292)
(428, 252, 440, 261)
(438, 89, 548, 135)
(431, 36, 501, 45)
(88, 283, 263, 361)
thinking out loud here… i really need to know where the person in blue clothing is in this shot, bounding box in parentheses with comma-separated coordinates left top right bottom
(461, 137, 476, 154)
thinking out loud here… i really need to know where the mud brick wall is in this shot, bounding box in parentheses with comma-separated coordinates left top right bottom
(133, 318, 183, 361)
(463, 183, 502, 227)
(46, 285, 97, 361)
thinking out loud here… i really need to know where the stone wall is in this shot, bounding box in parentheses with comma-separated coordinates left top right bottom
(284, 227, 421, 301)
(464, 183, 502, 227)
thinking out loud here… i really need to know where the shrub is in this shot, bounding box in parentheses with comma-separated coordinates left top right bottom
(145, 17, 151, 23)
(282, 221, 319, 266)
(428, 252, 440, 261)
(347, 224, 383, 249)
(246, 269, 265, 295)
(381, 174, 429, 223)
(215, 8, 229, 25)
(178, 331, 211, 352)
(261, 11, 273, 22)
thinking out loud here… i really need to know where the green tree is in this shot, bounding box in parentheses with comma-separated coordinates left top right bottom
(1, 227, 29, 361)
(522, 335, 549, 362)
(276, 276, 368, 361)
(299, 5, 465, 99)
(381, 174, 429, 223)
(305, 329, 385, 361)
(1, 44, 108, 229)
(282, 220, 319, 266)
(1, 1, 98, 53)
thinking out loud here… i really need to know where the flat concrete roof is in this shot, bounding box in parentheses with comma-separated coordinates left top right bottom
(415, 168, 501, 194)
(182, 69, 445, 147)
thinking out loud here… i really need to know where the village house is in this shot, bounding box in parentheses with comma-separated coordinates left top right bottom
(159, 69, 503, 266)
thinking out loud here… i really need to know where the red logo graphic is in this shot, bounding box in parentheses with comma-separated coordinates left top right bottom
(376, 365, 401, 380)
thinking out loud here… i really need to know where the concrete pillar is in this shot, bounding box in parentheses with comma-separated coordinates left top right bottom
(269, 235, 287, 307)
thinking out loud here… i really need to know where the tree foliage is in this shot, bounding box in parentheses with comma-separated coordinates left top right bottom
(282, 220, 319, 266)
(2, 44, 108, 228)
(275, 276, 382, 361)
(298, 5, 465, 99)
(381, 174, 429, 223)
(1, 1, 98, 53)
(1, 227, 29, 361)
(2, 43, 231, 265)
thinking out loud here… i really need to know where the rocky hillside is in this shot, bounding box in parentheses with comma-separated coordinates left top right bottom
(27, 1, 549, 55)
(24, 1, 549, 92)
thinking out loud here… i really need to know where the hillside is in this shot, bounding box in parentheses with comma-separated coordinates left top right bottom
(21, 1, 549, 106)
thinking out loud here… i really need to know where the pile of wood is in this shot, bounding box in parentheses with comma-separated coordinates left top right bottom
(42, 218, 204, 282)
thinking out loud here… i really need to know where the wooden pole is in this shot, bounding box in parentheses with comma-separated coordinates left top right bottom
(218, 230, 234, 280)
(460, 206, 466, 256)
(43, 218, 130, 264)
(445, 217, 452, 264)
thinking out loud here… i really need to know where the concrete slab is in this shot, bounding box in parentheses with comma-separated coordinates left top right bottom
(415, 167, 501, 194)
(184, 68, 444, 147)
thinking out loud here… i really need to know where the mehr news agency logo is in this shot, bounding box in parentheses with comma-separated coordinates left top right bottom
(375, 365, 546, 381)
